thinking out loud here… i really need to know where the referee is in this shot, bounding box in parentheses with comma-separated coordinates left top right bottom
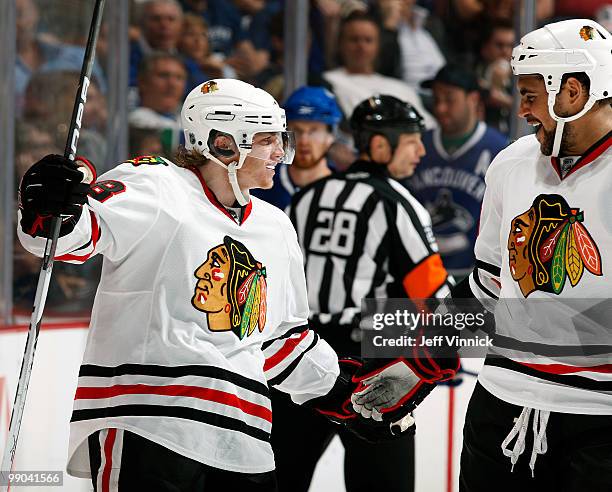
(271, 95, 452, 492)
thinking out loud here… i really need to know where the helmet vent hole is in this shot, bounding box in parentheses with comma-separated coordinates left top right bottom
(189, 105, 194, 110)
(198, 141, 202, 146)
(604, 91, 609, 97)
(187, 117, 193, 122)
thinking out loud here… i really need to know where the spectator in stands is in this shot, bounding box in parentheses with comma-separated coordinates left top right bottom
(22, 71, 108, 165)
(597, 5, 612, 32)
(15, 0, 44, 101)
(404, 64, 508, 279)
(224, 0, 279, 81)
(15, 0, 107, 111)
(178, 13, 226, 80)
(323, 11, 435, 128)
(129, 52, 186, 154)
(130, 0, 184, 85)
(475, 19, 515, 134)
(373, 0, 446, 94)
(129, 126, 165, 158)
(431, 0, 553, 68)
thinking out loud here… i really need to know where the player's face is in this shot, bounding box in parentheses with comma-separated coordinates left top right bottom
(432, 82, 476, 136)
(288, 121, 333, 169)
(387, 133, 426, 179)
(239, 132, 285, 190)
(507, 208, 535, 281)
(193, 245, 231, 313)
(517, 75, 561, 156)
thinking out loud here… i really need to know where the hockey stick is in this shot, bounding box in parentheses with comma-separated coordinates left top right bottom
(0, 0, 106, 488)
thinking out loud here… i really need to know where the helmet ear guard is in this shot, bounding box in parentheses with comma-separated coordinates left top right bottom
(208, 131, 239, 160)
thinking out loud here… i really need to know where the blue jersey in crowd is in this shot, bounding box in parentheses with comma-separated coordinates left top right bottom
(404, 122, 508, 278)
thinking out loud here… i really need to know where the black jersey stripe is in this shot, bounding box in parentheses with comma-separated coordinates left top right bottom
(490, 335, 612, 357)
(77, 364, 270, 398)
(368, 178, 435, 256)
(485, 357, 612, 391)
(319, 180, 358, 311)
(261, 324, 309, 350)
(475, 259, 501, 277)
(71, 404, 271, 442)
(267, 332, 320, 387)
(344, 191, 383, 309)
(471, 268, 499, 300)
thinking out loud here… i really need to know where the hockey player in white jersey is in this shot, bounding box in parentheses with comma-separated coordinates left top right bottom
(17, 79, 415, 491)
(352, 18, 612, 492)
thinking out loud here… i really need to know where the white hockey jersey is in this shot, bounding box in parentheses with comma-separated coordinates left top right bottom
(469, 132, 612, 414)
(18, 156, 340, 475)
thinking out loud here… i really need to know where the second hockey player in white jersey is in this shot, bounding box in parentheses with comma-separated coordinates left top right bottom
(17, 80, 416, 491)
(351, 17, 612, 492)
(460, 19, 612, 491)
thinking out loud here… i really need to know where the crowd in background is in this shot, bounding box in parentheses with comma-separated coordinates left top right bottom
(11, 0, 612, 314)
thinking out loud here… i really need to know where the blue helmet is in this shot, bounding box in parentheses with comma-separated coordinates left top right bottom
(283, 86, 343, 126)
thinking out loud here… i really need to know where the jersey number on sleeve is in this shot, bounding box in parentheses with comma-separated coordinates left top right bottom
(88, 180, 126, 202)
(309, 210, 357, 256)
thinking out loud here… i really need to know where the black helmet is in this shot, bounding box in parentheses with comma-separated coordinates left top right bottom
(350, 95, 425, 153)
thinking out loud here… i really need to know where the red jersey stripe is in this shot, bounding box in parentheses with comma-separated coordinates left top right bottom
(518, 361, 612, 375)
(55, 211, 100, 262)
(263, 330, 309, 372)
(75, 384, 272, 423)
(102, 428, 117, 492)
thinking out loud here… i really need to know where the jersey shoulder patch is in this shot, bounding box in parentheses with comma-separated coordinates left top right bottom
(123, 155, 169, 167)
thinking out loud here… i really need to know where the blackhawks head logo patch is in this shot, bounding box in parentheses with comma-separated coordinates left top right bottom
(192, 236, 267, 339)
(201, 80, 219, 94)
(579, 25, 595, 41)
(507, 194, 602, 298)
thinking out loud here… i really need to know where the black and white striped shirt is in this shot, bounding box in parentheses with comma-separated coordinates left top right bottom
(289, 160, 451, 350)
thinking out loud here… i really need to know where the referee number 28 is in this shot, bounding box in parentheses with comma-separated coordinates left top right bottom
(309, 210, 357, 256)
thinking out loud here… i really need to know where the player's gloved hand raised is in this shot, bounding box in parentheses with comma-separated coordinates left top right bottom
(19, 154, 96, 238)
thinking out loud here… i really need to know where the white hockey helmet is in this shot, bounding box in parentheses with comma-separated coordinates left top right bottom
(511, 19, 612, 156)
(181, 79, 295, 205)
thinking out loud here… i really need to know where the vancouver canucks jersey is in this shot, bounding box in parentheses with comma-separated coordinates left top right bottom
(468, 132, 612, 415)
(406, 122, 508, 278)
(17, 156, 339, 475)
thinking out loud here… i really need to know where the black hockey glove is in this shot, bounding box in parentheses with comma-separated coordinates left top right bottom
(19, 154, 95, 238)
(306, 358, 417, 443)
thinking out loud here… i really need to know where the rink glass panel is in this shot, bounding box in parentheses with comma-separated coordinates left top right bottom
(3, 0, 128, 325)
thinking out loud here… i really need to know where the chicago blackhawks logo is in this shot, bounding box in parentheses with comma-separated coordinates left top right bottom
(192, 236, 267, 339)
(507, 194, 602, 297)
(579, 25, 595, 41)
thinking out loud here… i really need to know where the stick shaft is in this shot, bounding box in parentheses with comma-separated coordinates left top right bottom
(1, 1, 106, 486)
